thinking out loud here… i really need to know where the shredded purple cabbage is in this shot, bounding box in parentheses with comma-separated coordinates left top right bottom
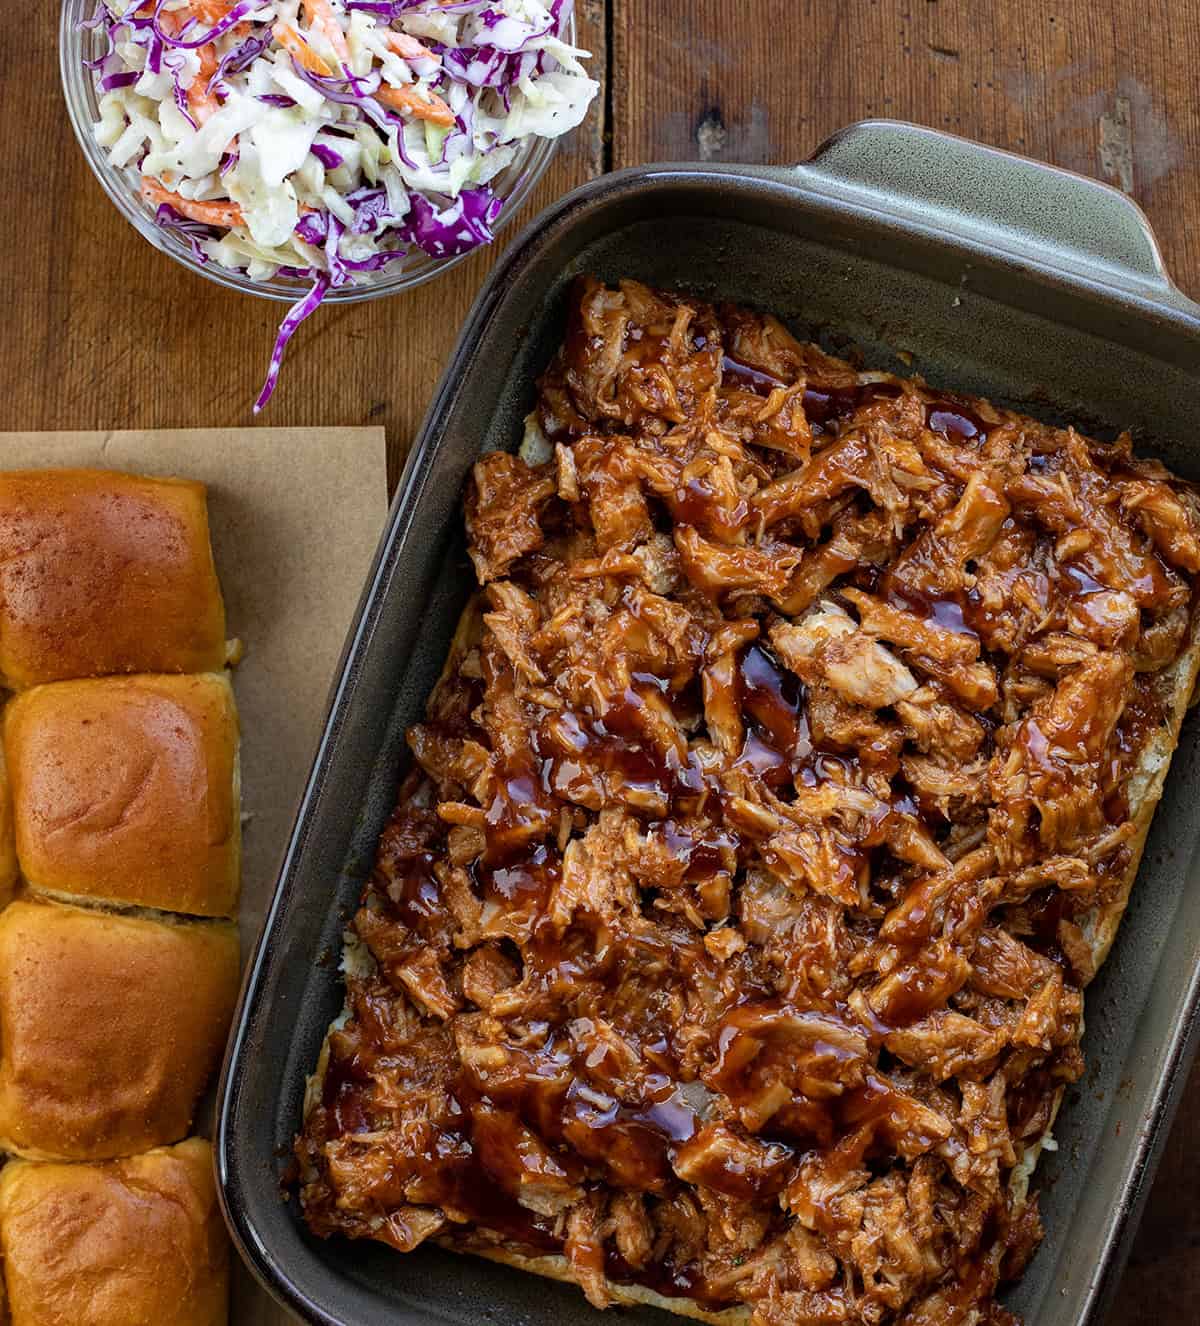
(287, 60, 419, 168)
(345, 0, 473, 11)
(339, 249, 409, 272)
(82, 0, 590, 414)
(208, 31, 271, 94)
(294, 208, 408, 278)
(311, 142, 344, 170)
(400, 186, 503, 258)
(477, 6, 556, 51)
(293, 212, 329, 247)
(440, 39, 546, 90)
(151, 0, 257, 50)
(145, 28, 164, 74)
(99, 67, 139, 92)
(80, 3, 112, 31)
(152, 203, 217, 264)
(171, 68, 198, 128)
(83, 12, 118, 72)
(139, 28, 200, 129)
(345, 186, 406, 235)
(288, 62, 389, 131)
(439, 0, 571, 86)
(254, 276, 331, 413)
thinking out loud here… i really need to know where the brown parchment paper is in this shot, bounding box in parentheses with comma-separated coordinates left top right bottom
(0, 428, 389, 1325)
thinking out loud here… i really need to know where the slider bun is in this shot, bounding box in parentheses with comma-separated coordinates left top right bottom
(6, 673, 240, 918)
(0, 899, 238, 1161)
(0, 469, 226, 689)
(0, 745, 17, 912)
(0, 1137, 228, 1326)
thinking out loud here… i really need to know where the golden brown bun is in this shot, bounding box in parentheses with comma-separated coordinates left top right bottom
(0, 899, 239, 1161)
(6, 673, 241, 918)
(0, 470, 226, 689)
(445, 1241, 747, 1324)
(0, 745, 17, 913)
(1084, 606, 1200, 970)
(0, 1137, 229, 1326)
(1009, 609, 1200, 1219)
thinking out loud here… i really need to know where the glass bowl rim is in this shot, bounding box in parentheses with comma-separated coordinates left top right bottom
(58, 0, 564, 304)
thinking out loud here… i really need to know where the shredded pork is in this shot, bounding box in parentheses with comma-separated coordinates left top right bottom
(296, 277, 1200, 1325)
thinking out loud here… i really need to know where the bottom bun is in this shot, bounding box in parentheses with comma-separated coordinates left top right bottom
(441, 1239, 750, 1325)
(1081, 608, 1200, 971)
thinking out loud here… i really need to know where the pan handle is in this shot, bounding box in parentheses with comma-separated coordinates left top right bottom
(780, 119, 1198, 311)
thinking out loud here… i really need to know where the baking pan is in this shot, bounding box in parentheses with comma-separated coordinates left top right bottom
(216, 119, 1200, 1326)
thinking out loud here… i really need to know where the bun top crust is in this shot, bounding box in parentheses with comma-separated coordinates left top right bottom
(0, 469, 226, 688)
(0, 899, 239, 1161)
(0, 1138, 229, 1326)
(0, 745, 18, 912)
(6, 673, 240, 918)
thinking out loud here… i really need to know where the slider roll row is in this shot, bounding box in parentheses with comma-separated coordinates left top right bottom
(0, 471, 238, 1325)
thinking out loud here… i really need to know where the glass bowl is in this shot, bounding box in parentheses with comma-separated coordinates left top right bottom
(59, 0, 563, 303)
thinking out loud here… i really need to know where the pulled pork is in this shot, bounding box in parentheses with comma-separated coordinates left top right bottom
(296, 277, 1200, 1325)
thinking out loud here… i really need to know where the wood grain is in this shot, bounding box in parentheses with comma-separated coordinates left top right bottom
(0, 2, 605, 488)
(611, 0, 1200, 298)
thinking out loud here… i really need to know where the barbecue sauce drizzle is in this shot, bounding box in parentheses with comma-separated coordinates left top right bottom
(298, 280, 1198, 1324)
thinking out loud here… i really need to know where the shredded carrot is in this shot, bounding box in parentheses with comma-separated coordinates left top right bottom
(192, 0, 252, 42)
(188, 0, 238, 19)
(186, 43, 222, 121)
(167, 0, 251, 45)
(188, 84, 221, 122)
(383, 31, 441, 65)
(141, 179, 244, 228)
(272, 21, 335, 76)
(301, 0, 351, 65)
(376, 83, 455, 127)
(156, 3, 235, 34)
(196, 44, 219, 78)
(154, 6, 221, 119)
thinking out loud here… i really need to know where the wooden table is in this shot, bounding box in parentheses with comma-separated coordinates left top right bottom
(6, 2, 1200, 1321)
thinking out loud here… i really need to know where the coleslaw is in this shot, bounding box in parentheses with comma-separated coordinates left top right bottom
(83, 0, 598, 409)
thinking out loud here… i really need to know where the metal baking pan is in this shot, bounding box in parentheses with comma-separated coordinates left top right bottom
(216, 119, 1200, 1326)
